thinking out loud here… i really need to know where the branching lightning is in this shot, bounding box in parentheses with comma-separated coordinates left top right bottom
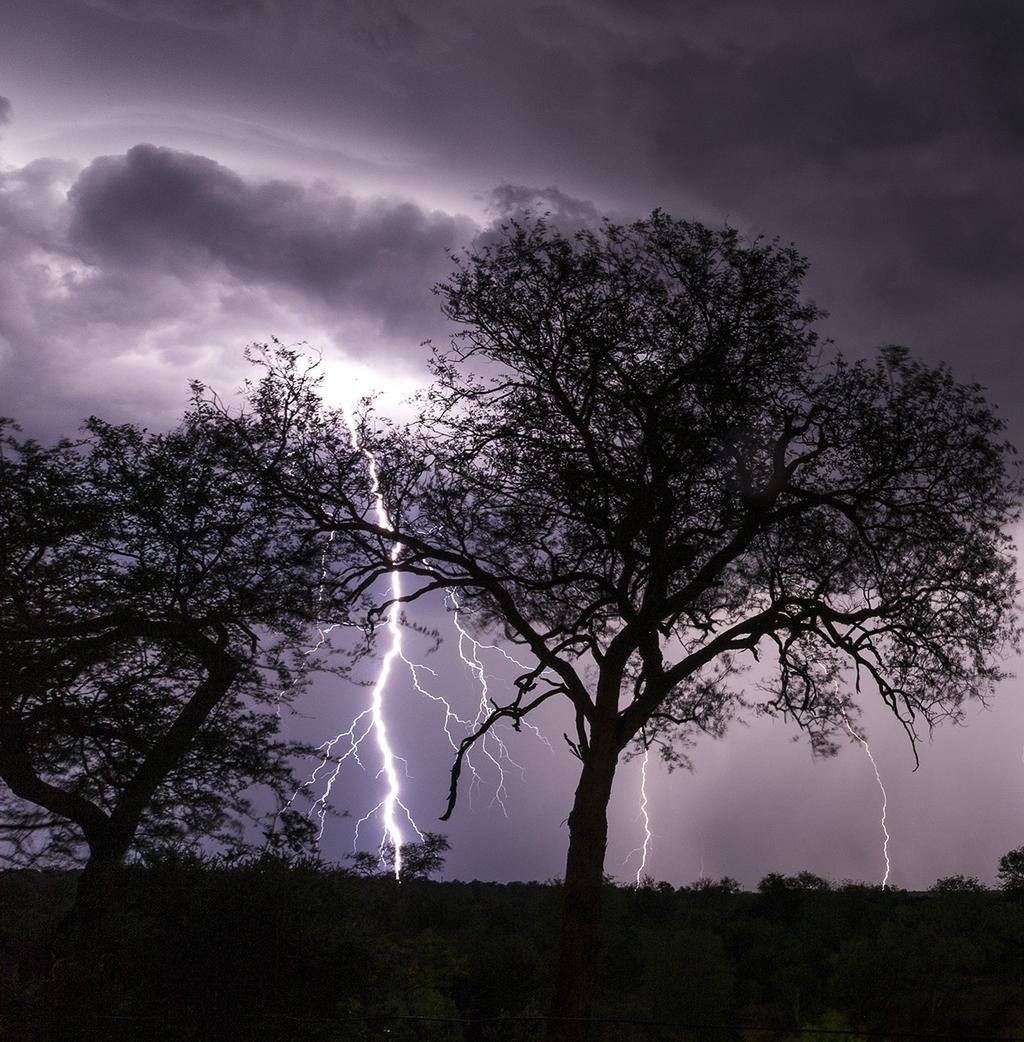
(446, 589, 554, 810)
(301, 406, 424, 878)
(296, 400, 553, 875)
(349, 406, 426, 875)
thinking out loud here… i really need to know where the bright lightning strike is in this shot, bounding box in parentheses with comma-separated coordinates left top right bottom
(298, 368, 554, 868)
(304, 406, 423, 878)
(622, 745, 654, 886)
(840, 705, 892, 889)
(342, 405, 425, 878)
(635, 746, 652, 888)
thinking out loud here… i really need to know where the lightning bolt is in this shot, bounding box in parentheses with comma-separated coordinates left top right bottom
(635, 746, 652, 887)
(840, 705, 892, 889)
(621, 744, 654, 887)
(293, 379, 554, 871)
(444, 588, 555, 813)
(302, 406, 424, 879)
(446, 590, 532, 811)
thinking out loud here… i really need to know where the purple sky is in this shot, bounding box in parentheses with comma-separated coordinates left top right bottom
(2, 0, 1023, 888)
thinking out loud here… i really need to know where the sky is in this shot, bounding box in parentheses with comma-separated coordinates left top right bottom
(2, 0, 1023, 888)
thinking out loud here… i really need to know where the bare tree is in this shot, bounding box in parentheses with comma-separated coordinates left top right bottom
(212, 214, 1020, 1040)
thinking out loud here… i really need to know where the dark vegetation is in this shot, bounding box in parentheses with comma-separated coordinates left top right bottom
(0, 414, 349, 923)
(3, 856, 1024, 1042)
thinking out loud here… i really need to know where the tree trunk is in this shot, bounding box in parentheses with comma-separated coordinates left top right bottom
(547, 726, 619, 1042)
(58, 833, 135, 947)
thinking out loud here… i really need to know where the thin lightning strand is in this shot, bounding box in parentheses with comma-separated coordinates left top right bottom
(635, 746, 652, 887)
(276, 529, 357, 718)
(447, 590, 554, 811)
(396, 656, 472, 753)
(451, 596, 513, 812)
(840, 706, 891, 889)
(622, 747, 654, 885)
(446, 590, 554, 754)
(269, 529, 356, 843)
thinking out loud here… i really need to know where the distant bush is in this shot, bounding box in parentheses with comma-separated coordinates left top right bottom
(929, 874, 987, 893)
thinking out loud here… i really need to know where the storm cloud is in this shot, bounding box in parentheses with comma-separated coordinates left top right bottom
(0, 145, 477, 436)
(69, 144, 474, 332)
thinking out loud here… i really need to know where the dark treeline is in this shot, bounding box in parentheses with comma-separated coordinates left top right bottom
(3, 856, 1024, 1042)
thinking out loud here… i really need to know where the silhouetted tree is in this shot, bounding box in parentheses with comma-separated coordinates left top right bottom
(209, 213, 1020, 1040)
(0, 412, 351, 925)
(348, 831, 450, 881)
(997, 846, 1024, 893)
(929, 874, 986, 893)
(758, 871, 832, 894)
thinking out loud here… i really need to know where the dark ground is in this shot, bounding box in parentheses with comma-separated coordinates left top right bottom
(2, 856, 1023, 1041)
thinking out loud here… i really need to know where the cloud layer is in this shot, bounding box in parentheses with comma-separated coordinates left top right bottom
(0, 144, 477, 435)
(4, 1, 1017, 437)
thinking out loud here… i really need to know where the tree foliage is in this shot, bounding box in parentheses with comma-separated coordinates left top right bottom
(411, 216, 1020, 767)
(930, 873, 986, 894)
(997, 846, 1024, 892)
(0, 410, 351, 881)
(347, 831, 451, 882)
(202, 212, 1020, 1037)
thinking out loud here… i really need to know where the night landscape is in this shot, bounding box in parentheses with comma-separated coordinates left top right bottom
(2, 3, 1024, 1040)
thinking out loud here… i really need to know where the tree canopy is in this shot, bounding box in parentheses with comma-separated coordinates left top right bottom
(197, 213, 1023, 1038)
(0, 411, 351, 901)
(393, 216, 1019, 767)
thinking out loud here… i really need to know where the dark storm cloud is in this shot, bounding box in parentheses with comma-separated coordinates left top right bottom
(0, 97, 12, 126)
(50, 1, 1024, 171)
(68, 144, 475, 336)
(487, 184, 603, 226)
(0, 145, 483, 440)
(561, 0, 1016, 191)
(63, 0, 1021, 357)
(82, 0, 264, 30)
(946, 0, 1024, 143)
(81, 0, 464, 58)
(889, 188, 1024, 284)
(631, 45, 946, 170)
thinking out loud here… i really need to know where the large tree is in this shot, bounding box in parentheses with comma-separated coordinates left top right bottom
(0, 410, 351, 922)
(213, 214, 1020, 1040)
